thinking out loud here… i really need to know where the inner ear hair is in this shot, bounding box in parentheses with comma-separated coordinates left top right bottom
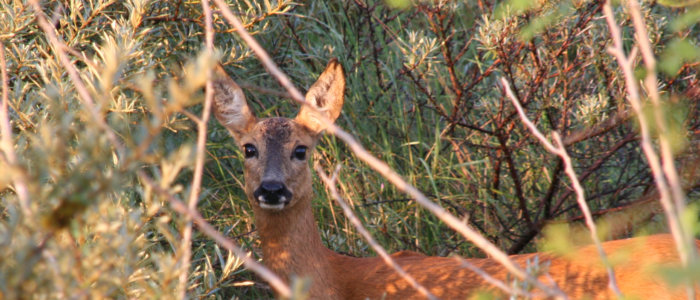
(295, 59, 345, 133)
(211, 64, 257, 140)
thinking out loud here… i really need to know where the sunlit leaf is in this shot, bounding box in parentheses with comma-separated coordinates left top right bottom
(659, 39, 700, 75)
(657, 0, 700, 7)
(385, 0, 412, 9)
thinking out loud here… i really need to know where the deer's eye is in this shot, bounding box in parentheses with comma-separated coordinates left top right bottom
(243, 144, 257, 159)
(292, 145, 307, 160)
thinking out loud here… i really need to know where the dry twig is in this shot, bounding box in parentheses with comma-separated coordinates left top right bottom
(28, 0, 125, 157)
(316, 164, 438, 300)
(145, 177, 293, 298)
(627, 0, 690, 248)
(602, 0, 692, 268)
(454, 256, 532, 298)
(604, 2, 697, 296)
(500, 77, 622, 297)
(0, 43, 32, 218)
(177, 0, 217, 298)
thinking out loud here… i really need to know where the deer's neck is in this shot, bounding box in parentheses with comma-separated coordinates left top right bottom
(254, 197, 342, 297)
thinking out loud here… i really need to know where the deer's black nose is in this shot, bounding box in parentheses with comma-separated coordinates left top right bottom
(254, 180, 292, 208)
(261, 181, 284, 194)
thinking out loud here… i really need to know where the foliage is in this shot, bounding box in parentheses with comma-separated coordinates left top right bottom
(0, 0, 698, 298)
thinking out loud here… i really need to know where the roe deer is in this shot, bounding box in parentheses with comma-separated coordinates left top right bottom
(212, 59, 699, 299)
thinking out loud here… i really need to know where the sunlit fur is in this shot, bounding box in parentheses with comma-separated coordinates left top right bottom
(212, 60, 699, 299)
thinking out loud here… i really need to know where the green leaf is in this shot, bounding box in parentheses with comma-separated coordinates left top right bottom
(385, 0, 412, 9)
(659, 39, 700, 75)
(671, 7, 700, 31)
(657, 0, 700, 7)
(520, 15, 556, 41)
(657, 261, 700, 286)
(510, 0, 537, 13)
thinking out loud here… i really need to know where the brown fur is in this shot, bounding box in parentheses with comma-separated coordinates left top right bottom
(212, 60, 699, 299)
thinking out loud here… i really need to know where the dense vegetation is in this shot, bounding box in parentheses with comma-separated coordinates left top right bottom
(0, 0, 698, 298)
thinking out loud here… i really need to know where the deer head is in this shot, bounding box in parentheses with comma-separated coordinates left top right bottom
(212, 60, 345, 212)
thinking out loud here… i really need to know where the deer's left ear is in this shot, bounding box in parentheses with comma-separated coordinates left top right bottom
(211, 64, 257, 142)
(295, 59, 345, 134)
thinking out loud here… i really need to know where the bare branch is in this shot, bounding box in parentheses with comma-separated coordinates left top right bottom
(628, 0, 688, 227)
(500, 77, 622, 297)
(0, 42, 32, 217)
(607, 2, 697, 296)
(454, 256, 532, 298)
(212, 0, 305, 103)
(562, 111, 631, 146)
(140, 175, 292, 298)
(317, 164, 438, 300)
(177, 0, 217, 298)
(28, 0, 125, 157)
(602, 0, 691, 268)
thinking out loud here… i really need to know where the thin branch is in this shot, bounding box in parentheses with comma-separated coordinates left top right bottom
(501, 77, 622, 297)
(454, 256, 533, 298)
(496, 132, 532, 226)
(212, 0, 305, 103)
(0, 42, 32, 217)
(608, 2, 697, 297)
(628, 0, 689, 240)
(28, 0, 125, 157)
(211, 2, 566, 298)
(177, 0, 217, 298)
(140, 175, 292, 298)
(562, 110, 631, 146)
(236, 81, 293, 100)
(602, 0, 689, 267)
(549, 133, 639, 217)
(316, 164, 437, 300)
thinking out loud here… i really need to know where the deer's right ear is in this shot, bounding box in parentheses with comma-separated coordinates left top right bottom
(212, 65, 257, 141)
(295, 59, 345, 135)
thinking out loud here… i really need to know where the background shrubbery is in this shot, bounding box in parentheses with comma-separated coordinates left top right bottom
(1, 0, 698, 298)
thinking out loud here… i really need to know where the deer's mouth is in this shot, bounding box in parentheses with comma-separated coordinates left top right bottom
(256, 195, 290, 210)
(253, 181, 293, 210)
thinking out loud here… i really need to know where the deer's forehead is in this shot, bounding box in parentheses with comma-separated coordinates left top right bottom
(251, 117, 310, 145)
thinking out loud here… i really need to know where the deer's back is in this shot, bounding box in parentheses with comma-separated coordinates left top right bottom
(331, 234, 693, 299)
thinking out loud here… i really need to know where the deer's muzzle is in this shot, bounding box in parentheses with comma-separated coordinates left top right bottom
(254, 180, 293, 210)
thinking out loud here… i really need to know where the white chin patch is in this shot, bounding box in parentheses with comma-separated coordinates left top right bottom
(259, 202, 285, 210)
(259, 196, 287, 210)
